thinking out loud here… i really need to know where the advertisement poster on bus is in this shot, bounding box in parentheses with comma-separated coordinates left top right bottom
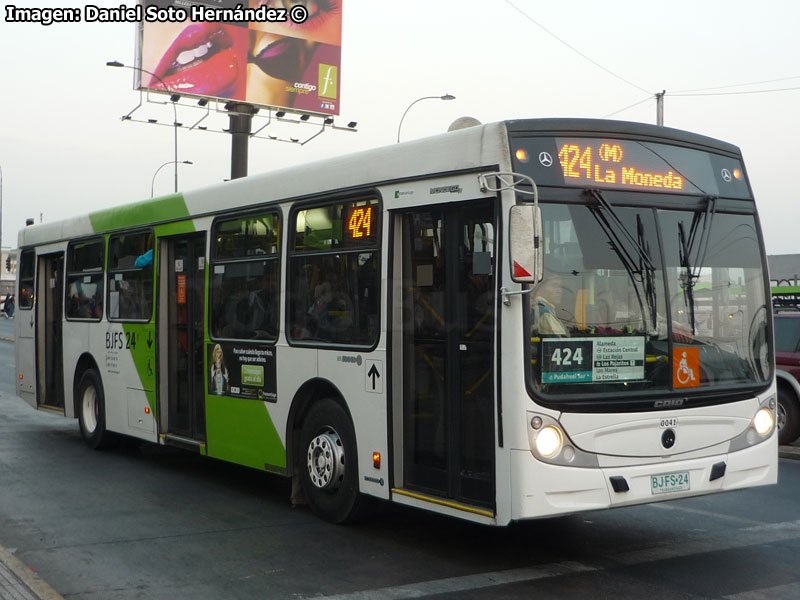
(137, 0, 342, 115)
(208, 342, 277, 402)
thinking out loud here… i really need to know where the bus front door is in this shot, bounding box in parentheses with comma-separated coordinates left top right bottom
(400, 201, 496, 510)
(162, 234, 207, 442)
(35, 252, 65, 411)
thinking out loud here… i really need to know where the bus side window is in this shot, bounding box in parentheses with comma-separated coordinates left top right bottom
(288, 199, 380, 347)
(18, 250, 35, 309)
(66, 237, 105, 320)
(210, 212, 281, 341)
(107, 231, 154, 322)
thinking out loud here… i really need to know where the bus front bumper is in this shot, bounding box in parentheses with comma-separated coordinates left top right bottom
(510, 437, 777, 521)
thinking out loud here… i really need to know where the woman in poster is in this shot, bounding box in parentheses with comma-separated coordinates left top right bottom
(210, 343, 230, 395)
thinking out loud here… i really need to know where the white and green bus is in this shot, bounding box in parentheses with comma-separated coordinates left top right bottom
(15, 118, 777, 524)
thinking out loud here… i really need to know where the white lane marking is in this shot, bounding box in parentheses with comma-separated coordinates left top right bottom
(648, 502, 765, 526)
(724, 582, 800, 600)
(305, 520, 800, 600)
(612, 519, 800, 566)
(311, 561, 598, 600)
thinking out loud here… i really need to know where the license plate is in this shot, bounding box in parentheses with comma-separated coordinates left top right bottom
(650, 471, 690, 495)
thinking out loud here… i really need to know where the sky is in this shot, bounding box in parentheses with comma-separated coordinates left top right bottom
(1, 0, 799, 255)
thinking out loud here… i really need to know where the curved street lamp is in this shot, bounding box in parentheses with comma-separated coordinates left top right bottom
(152, 161, 193, 198)
(396, 94, 455, 143)
(107, 60, 182, 192)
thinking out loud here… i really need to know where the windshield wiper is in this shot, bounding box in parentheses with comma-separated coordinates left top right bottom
(637, 214, 658, 329)
(585, 190, 658, 331)
(678, 196, 717, 334)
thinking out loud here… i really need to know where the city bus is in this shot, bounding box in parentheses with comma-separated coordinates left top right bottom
(14, 118, 777, 525)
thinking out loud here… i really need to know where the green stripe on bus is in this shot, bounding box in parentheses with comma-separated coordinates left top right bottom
(121, 322, 157, 414)
(89, 193, 190, 233)
(205, 395, 287, 470)
(772, 286, 800, 294)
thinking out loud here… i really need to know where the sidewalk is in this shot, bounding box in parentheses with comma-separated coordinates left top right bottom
(0, 545, 63, 600)
(780, 441, 800, 460)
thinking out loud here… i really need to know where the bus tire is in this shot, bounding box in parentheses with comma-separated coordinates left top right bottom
(77, 369, 113, 450)
(778, 386, 800, 446)
(299, 398, 362, 523)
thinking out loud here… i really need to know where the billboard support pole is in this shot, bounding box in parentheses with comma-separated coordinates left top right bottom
(227, 103, 258, 179)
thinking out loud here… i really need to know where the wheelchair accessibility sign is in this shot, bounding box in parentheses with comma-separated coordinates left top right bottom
(673, 346, 700, 389)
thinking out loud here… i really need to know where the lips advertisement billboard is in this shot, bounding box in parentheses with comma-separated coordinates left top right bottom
(136, 0, 342, 115)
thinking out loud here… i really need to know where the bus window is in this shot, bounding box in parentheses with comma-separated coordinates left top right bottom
(66, 238, 105, 320)
(18, 250, 35, 309)
(107, 231, 154, 321)
(210, 213, 280, 341)
(288, 199, 380, 346)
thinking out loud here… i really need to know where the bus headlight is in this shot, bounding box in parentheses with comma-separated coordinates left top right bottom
(526, 412, 599, 467)
(753, 408, 774, 436)
(535, 426, 564, 458)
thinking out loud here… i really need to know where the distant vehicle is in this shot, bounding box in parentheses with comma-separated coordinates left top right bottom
(774, 312, 800, 444)
(772, 285, 800, 313)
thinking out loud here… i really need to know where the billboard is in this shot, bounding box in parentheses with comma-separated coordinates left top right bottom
(136, 0, 342, 115)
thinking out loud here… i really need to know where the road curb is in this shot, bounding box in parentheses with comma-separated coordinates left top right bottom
(0, 544, 64, 600)
(779, 445, 800, 460)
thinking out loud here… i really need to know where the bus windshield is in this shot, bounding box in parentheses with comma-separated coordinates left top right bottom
(528, 201, 770, 397)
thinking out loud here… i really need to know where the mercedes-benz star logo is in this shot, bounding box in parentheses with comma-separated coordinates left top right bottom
(539, 151, 553, 167)
(721, 168, 732, 182)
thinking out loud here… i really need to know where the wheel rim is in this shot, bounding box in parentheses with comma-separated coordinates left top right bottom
(307, 428, 345, 490)
(777, 401, 787, 433)
(82, 385, 98, 434)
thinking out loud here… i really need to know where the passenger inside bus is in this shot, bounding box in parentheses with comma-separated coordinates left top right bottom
(531, 276, 570, 336)
(67, 279, 102, 319)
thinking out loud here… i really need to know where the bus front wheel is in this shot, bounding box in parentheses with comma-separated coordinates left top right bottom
(299, 399, 362, 523)
(778, 386, 800, 446)
(77, 370, 112, 450)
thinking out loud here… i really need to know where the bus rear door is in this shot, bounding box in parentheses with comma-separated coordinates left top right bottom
(35, 252, 65, 411)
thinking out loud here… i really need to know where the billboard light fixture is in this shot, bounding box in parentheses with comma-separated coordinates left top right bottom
(324, 117, 334, 125)
(170, 94, 180, 103)
(300, 114, 310, 121)
(290, 137, 299, 143)
(197, 98, 208, 107)
(348, 122, 357, 128)
(276, 111, 286, 118)
(148, 118, 157, 123)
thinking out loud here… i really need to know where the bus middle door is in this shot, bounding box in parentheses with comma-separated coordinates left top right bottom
(160, 234, 207, 444)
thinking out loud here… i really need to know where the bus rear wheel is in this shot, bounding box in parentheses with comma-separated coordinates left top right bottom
(299, 399, 362, 523)
(78, 369, 113, 450)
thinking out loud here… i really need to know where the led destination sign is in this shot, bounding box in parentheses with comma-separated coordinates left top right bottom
(558, 142, 687, 190)
(512, 136, 751, 199)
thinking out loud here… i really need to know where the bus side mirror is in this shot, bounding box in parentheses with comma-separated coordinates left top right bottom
(509, 205, 543, 283)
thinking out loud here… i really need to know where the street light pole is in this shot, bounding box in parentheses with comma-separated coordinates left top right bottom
(107, 60, 181, 192)
(152, 161, 193, 197)
(396, 94, 456, 143)
(0, 162, 3, 253)
(0, 163, 3, 254)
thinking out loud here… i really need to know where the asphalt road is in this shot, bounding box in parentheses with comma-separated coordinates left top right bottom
(0, 320, 799, 599)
